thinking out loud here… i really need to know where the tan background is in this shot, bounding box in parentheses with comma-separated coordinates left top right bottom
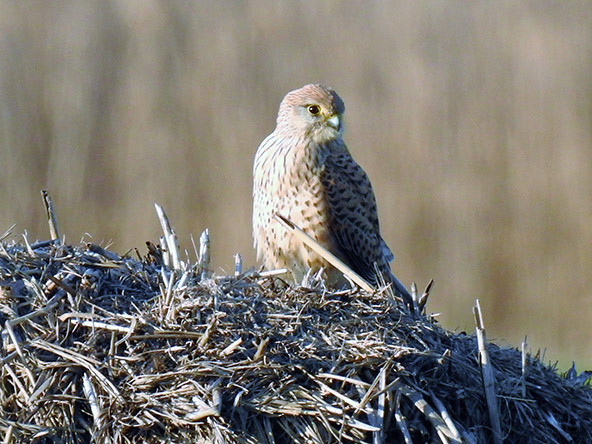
(1, 2, 591, 369)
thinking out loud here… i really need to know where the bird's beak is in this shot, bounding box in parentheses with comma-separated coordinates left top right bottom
(326, 115, 341, 131)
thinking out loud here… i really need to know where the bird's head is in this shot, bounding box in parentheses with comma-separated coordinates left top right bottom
(276, 84, 345, 144)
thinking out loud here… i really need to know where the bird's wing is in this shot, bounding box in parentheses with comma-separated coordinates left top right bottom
(321, 148, 392, 284)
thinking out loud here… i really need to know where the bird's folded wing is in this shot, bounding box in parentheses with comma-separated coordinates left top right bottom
(321, 150, 390, 285)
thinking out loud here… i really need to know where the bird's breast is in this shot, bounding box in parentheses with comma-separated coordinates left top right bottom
(253, 137, 337, 278)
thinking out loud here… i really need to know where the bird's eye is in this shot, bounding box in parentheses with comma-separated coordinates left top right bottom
(307, 105, 321, 116)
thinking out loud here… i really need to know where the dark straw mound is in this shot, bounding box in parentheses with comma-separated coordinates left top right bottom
(1, 239, 591, 443)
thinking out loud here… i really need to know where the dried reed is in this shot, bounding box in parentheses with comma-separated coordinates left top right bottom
(0, 230, 591, 443)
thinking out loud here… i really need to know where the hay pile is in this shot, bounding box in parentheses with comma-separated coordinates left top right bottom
(1, 237, 591, 444)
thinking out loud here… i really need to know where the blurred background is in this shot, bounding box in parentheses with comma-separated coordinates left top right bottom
(1, 1, 590, 369)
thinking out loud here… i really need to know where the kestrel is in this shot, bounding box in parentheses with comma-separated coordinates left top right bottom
(253, 84, 410, 299)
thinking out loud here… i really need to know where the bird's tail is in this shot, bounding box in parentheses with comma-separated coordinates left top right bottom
(376, 264, 413, 310)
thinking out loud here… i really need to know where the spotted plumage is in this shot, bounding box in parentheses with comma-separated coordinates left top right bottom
(253, 84, 409, 298)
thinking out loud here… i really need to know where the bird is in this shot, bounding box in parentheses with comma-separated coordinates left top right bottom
(252, 84, 410, 300)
